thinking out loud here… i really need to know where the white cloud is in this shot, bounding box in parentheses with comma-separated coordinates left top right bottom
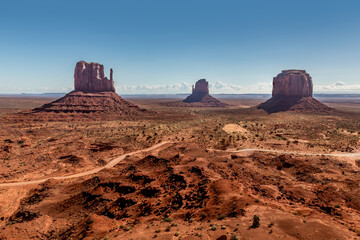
(116, 81, 272, 94)
(210, 81, 243, 93)
(334, 81, 345, 86)
(116, 82, 192, 94)
(115, 80, 360, 94)
(314, 82, 360, 92)
(2, 81, 359, 95)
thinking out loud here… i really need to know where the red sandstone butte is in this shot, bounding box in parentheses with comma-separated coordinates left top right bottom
(182, 79, 227, 107)
(257, 70, 331, 113)
(74, 61, 115, 92)
(272, 70, 313, 97)
(32, 61, 148, 115)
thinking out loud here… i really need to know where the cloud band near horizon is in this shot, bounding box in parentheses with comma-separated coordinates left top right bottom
(0, 81, 359, 95)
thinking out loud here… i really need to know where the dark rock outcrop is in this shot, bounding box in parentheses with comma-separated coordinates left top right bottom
(74, 61, 115, 92)
(258, 70, 331, 113)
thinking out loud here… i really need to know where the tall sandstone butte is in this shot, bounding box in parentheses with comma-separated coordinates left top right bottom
(74, 61, 115, 92)
(181, 79, 227, 107)
(272, 70, 313, 97)
(184, 79, 209, 102)
(33, 61, 146, 115)
(258, 70, 331, 113)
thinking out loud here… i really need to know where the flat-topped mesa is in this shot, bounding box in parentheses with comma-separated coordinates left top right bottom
(74, 61, 115, 92)
(257, 69, 332, 113)
(272, 70, 313, 97)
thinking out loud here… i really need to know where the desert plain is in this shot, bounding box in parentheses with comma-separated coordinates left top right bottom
(0, 94, 359, 240)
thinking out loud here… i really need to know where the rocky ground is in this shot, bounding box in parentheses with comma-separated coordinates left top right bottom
(0, 97, 359, 239)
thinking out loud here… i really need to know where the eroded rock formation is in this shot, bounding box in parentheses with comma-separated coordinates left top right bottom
(74, 61, 115, 92)
(180, 79, 227, 107)
(33, 61, 149, 116)
(272, 70, 312, 97)
(258, 70, 331, 113)
(184, 79, 209, 103)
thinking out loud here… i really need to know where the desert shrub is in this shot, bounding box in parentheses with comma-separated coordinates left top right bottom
(230, 234, 240, 240)
(250, 215, 260, 228)
(200, 212, 207, 220)
(164, 217, 173, 222)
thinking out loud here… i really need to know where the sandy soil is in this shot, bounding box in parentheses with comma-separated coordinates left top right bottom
(222, 124, 248, 134)
(0, 96, 359, 239)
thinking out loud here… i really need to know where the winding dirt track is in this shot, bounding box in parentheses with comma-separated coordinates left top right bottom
(0, 141, 171, 187)
(222, 148, 360, 157)
(1, 142, 359, 188)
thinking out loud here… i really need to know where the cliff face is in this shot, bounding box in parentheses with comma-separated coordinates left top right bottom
(184, 79, 209, 102)
(258, 70, 331, 113)
(74, 61, 115, 92)
(192, 79, 209, 95)
(272, 70, 313, 97)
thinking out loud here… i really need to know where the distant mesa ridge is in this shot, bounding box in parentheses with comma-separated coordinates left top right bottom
(257, 69, 332, 113)
(33, 61, 146, 115)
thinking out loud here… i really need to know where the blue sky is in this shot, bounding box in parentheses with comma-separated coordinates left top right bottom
(1, 0, 360, 94)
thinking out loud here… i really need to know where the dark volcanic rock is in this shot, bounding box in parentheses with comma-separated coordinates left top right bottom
(176, 79, 227, 107)
(74, 61, 115, 92)
(258, 70, 331, 113)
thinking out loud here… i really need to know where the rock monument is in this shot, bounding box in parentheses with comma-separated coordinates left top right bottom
(184, 78, 209, 102)
(257, 70, 331, 113)
(33, 61, 146, 115)
(181, 79, 227, 107)
(272, 70, 313, 97)
(74, 61, 115, 92)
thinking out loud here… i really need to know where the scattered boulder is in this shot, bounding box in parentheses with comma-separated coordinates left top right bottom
(257, 70, 332, 113)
